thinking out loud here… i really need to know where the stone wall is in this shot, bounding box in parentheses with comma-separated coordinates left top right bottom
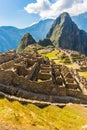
(0, 52, 16, 64)
(60, 65, 79, 89)
(13, 62, 38, 79)
(0, 60, 15, 70)
(66, 89, 87, 101)
(0, 65, 87, 102)
(38, 72, 52, 80)
(0, 69, 55, 95)
(58, 86, 66, 96)
(56, 76, 63, 85)
(24, 59, 37, 68)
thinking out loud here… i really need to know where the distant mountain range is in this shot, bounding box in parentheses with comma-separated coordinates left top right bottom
(0, 12, 87, 52)
(72, 12, 87, 31)
(0, 19, 53, 52)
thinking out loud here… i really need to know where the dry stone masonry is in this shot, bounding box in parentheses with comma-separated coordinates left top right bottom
(0, 50, 87, 104)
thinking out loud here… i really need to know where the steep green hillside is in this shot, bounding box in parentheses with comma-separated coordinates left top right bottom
(0, 98, 87, 130)
(17, 33, 36, 52)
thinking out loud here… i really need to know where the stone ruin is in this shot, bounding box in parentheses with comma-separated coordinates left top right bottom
(0, 50, 87, 104)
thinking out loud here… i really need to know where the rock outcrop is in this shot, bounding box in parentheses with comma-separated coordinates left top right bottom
(17, 33, 36, 52)
(38, 38, 53, 47)
(47, 12, 87, 56)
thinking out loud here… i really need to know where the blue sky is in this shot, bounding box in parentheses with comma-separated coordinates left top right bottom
(0, 0, 40, 28)
(0, 0, 87, 28)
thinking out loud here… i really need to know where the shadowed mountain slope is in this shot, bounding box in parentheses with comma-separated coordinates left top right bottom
(47, 12, 87, 55)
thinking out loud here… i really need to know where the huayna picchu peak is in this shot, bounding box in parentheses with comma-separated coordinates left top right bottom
(17, 33, 36, 52)
(47, 12, 87, 56)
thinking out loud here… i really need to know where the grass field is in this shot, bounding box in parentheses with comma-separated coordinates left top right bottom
(79, 71, 87, 79)
(42, 50, 59, 59)
(0, 98, 87, 130)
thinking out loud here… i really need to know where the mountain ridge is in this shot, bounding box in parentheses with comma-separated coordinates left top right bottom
(72, 12, 87, 32)
(0, 19, 53, 52)
(0, 12, 87, 52)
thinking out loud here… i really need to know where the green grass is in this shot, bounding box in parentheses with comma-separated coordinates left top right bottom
(43, 104, 87, 130)
(40, 49, 71, 65)
(43, 50, 58, 59)
(79, 71, 87, 79)
(42, 50, 63, 61)
(0, 98, 87, 130)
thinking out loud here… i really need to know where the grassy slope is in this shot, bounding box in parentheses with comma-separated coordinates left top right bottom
(0, 98, 87, 130)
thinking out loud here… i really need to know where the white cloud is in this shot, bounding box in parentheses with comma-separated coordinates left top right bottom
(24, 0, 87, 19)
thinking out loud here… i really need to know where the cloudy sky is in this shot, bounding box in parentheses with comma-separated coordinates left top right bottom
(0, 0, 87, 28)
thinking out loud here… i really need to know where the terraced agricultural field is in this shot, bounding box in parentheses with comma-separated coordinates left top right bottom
(0, 98, 87, 130)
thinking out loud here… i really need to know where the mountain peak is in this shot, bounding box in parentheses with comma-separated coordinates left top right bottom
(46, 12, 72, 39)
(17, 33, 36, 52)
(46, 12, 87, 55)
(54, 12, 72, 25)
(60, 12, 70, 18)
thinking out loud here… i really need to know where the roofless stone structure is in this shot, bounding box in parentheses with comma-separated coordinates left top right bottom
(0, 50, 87, 105)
